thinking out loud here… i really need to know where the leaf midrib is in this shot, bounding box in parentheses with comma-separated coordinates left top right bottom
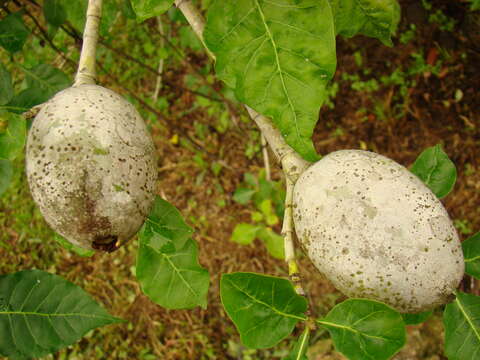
(465, 255, 480, 263)
(455, 296, 480, 344)
(147, 243, 201, 301)
(316, 318, 400, 342)
(253, 0, 303, 147)
(20, 66, 57, 92)
(0, 311, 115, 320)
(226, 278, 306, 321)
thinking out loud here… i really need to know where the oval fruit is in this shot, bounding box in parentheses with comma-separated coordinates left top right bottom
(293, 149, 464, 312)
(26, 84, 157, 251)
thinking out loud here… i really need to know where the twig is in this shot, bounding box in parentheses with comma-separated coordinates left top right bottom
(22, 104, 43, 120)
(245, 107, 309, 183)
(74, 0, 102, 86)
(152, 15, 165, 101)
(261, 135, 271, 181)
(174, 0, 215, 60)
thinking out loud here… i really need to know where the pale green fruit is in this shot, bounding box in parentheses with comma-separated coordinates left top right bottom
(293, 150, 464, 312)
(26, 85, 157, 251)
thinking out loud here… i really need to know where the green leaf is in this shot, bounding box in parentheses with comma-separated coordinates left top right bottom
(0, 112, 26, 161)
(0, 61, 13, 106)
(60, 0, 118, 36)
(121, 0, 137, 19)
(410, 144, 457, 198)
(233, 187, 256, 205)
(257, 227, 285, 260)
(462, 232, 480, 280)
(0, 12, 29, 53)
(130, 0, 174, 22)
(0, 159, 13, 196)
(54, 234, 94, 257)
(7, 64, 69, 113)
(328, 0, 401, 46)
(139, 196, 194, 251)
(469, 0, 480, 11)
(205, 0, 336, 161)
(137, 238, 210, 309)
(402, 311, 433, 325)
(24, 64, 70, 101)
(220, 272, 307, 349)
(6, 87, 47, 113)
(444, 292, 480, 360)
(43, 0, 67, 27)
(317, 299, 406, 360)
(136, 196, 209, 309)
(231, 223, 260, 245)
(244, 172, 258, 187)
(0, 269, 123, 359)
(258, 199, 279, 225)
(284, 328, 310, 360)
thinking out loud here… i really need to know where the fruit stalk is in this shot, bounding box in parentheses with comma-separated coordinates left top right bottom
(175, 0, 310, 291)
(74, 0, 103, 86)
(283, 177, 305, 295)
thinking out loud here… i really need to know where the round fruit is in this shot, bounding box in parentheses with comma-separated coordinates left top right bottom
(26, 84, 157, 251)
(293, 149, 464, 312)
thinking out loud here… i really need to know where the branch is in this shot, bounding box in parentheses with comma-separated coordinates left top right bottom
(74, 0, 102, 86)
(174, 0, 215, 60)
(245, 107, 309, 182)
(152, 16, 165, 101)
(174, 1, 310, 181)
(174, 0, 311, 295)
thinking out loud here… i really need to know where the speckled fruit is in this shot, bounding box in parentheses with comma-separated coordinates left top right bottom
(26, 84, 157, 251)
(293, 150, 464, 312)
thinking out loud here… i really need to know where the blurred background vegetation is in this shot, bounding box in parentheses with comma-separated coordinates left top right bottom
(0, 0, 479, 358)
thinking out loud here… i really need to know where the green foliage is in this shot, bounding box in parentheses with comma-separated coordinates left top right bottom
(24, 63, 70, 99)
(0, 61, 13, 106)
(0, 159, 13, 196)
(205, 0, 336, 161)
(410, 144, 457, 198)
(444, 292, 480, 360)
(328, 0, 401, 46)
(221, 272, 307, 349)
(428, 10, 456, 32)
(284, 328, 309, 360)
(137, 197, 210, 309)
(56, 0, 119, 36)
(0, 112, 26, 161)
(462, 232, 480, 280)
(257, 227, 284, 259)
(43, 0, 67, 27)
(317, 299, 406, 360)
(469, 0, 480, 11)
(0, 270, 122, 359)
(130, 0, 174, 22)
(231, 172, 285, 259)
(7, 64, 70, 113)
(0, 12, 29, 53)
(231, 223, 261, 245)
(402, 311, 433, 325)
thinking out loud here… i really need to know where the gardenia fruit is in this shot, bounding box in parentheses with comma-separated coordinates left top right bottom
(26, 84, 157, 251)
(293, 150, 464, 312)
